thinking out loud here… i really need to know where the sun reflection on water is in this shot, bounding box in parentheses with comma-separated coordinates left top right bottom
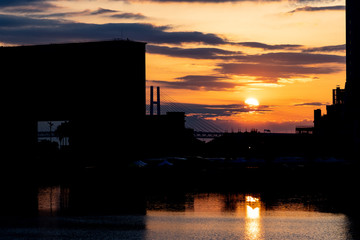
(246, 196, 260, 203)
(245, 195, 262, 240)
(247, 205, 260, 219)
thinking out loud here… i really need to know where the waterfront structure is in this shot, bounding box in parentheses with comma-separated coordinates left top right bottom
(345, 0, 360, 147)
(313, 0, 360, 154)
(0, 40, 146, 166)
(313, 86, 346, 137)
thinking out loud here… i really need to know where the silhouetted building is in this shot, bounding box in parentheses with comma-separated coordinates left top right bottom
(0, 40, 146, 168)
(346, 0, 360, 148)
(314, 86, 346, 137)
(346, 0, 360, 101)
(295, 126, 314, 135)
(207, 131, 317, 158)
(144, 112, 198, 157)
(313, 1, 360, 155)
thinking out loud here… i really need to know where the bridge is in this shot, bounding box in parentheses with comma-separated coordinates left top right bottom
(146, 88, 225, 139)
(193, 131, 225, 138)
(38, 131, 56, 138)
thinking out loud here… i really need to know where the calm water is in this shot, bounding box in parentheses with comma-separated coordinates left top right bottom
(0, 185, 358, 240)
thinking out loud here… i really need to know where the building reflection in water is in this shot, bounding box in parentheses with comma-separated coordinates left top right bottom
(38, 185, 69, 216)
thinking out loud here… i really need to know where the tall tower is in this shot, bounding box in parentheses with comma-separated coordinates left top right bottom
(346, 0, 360, 150)
(346, 0, 360, 105)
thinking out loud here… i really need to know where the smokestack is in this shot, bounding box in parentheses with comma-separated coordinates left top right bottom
(150, 86, 154, 116)
(157, 86, 161, 116)
(150, 86, 160, 116)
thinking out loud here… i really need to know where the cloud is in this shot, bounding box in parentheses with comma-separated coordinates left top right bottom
(31, 8, 148, 20)
(0, 14, 61, 28)
(114, 0, 337, 3)
(288, 5, 345, 13)
(147, 45, 345, 65)
(293, 102, 327, 106)
(91, 8, 118, 15)
(0, 14, 230, 45)
(241, 52, 345, 65)
(0, 0, 56, 12)
(217, 63, 342, 82)
(0, 0, 49, 7)
(157, 102, 271, 117)
(147, 45, 242, 59)
(147, 45, 345, 89)
(147, 102, 262, 132)
(216, 52, 345, 82)
(110, 12, 148, 19)
(302, 44, 345, 53)
(113, 0, 280, 3)
(152, 101, 274, 131)
(237, 42, 302, 50)
(33, 8, 119, 18)
(150, 75, 240, 91)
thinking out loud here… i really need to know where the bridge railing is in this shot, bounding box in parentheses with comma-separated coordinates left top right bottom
(193, 131, 225, 138)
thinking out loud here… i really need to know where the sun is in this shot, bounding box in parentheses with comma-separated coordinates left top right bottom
(245, 98, 260, 106)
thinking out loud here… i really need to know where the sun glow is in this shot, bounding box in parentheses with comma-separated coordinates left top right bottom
(245, 98, 260, 106)
(246, 196, 260, 203)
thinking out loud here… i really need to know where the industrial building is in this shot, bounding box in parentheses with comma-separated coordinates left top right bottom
(314, 86, 346, 136)
(313, 0, 360, 154)
(345, 0, 360, 148)
(0, 40, 146, 168)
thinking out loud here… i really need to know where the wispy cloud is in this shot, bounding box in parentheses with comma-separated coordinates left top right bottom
(0, 0, 56, 13)
(302, 44, 345, 53)
(147, 45, 242, 59)
(0, 14, 230, 45)
(113, 0, 339, 3)
(32, 8, 118, 18)
(217, 63, 342, 82)
(293, 102, 328, 106)
(0, 0, 50, 7)
(237, 42, 302, 50)
(157, 102, 272, 117)
(150, 75, 240, 91)
(288, 5, 345, 14)
(110, 13, 148, 20)
(148, 44, 345, 64)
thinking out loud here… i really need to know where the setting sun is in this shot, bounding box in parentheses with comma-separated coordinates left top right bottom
(245, 98, 260, 107)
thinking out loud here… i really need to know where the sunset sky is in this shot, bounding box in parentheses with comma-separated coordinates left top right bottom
(0, 0, 346, 132)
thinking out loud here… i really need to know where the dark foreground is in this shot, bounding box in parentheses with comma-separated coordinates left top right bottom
(0, 160, 359, 239)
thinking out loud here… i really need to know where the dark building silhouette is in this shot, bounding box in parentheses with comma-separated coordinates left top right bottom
(0, 40, 146, 169)
(144, 87, 201, 157)
(313, 0, 360, 154)
(346, 0, 360, 100)
(144, 112, 198, 155)
(314, 86, 346, 136)
(345, 0, 360, 148)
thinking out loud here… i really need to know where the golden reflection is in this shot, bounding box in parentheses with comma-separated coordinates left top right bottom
(246, 205, 260, 219)
(246, 196, 260, 203)
(38, 186, 69, 216)
(245, 195, 262, 240)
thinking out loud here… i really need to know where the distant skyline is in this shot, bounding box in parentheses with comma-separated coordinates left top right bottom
(0, 0, 346, 132)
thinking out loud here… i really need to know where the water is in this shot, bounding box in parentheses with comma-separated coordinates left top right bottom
(0, 185, 359, 240)
(145, 193, 352, 240)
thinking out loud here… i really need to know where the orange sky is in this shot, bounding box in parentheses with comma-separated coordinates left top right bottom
(0, 0, 346, 132)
